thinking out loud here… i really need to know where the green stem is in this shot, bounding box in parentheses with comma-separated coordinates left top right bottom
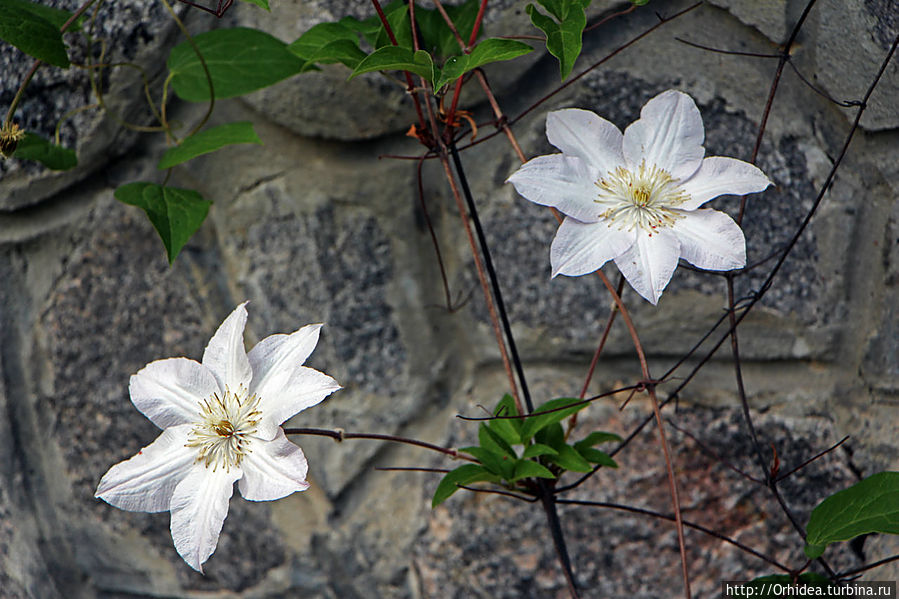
(159, 0, 215, 138)
(4, 0, 99, 126)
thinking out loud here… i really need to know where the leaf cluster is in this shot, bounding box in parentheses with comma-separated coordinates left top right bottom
(433, 394, 620, 506)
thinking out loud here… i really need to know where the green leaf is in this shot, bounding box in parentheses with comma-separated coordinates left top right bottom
(525, 0, 588, 79)
(574, 445, 617, 467)
(742, 574, 832, 596)
(167, 27, 306, 102)
(549, 443, 593, 472)
(12, 133, 76, 170)
(432, 464, 499, 507)
(0, 1, 69, 67)
(434, 38, 533, 91)
(522, 443, 558, 459)
(309, 40, 367, 69)
(519, 397, 587, 442)
(805, 472, 899, 559)
(577, 431, 623, 447)
(238, 0, 269, 10)
(460, 446, 513, 478)
(511, 459, 556, 482)
(479, 423, 516, 458)
(487, 393, 522, 445)
(535, 422, 565, 450)
(349, 46, 435, 86)
(157, 122, 261, 170)
(415, 0, 480, 57)
(2, 0, 80, 30)
(288, 22, 365, 70)
(114, 182, 211, 264)
(374, 1, 412, 49)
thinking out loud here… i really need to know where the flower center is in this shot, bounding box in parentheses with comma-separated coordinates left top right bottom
(595, 161, 690, 234)
(187, 385, 261, 471)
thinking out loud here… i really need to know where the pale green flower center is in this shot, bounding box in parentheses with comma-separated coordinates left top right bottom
(187, 385, 261, 471)
(595, 161, 689, 234)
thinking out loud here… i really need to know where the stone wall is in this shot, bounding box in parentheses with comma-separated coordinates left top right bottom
(1, 0, 897, 597)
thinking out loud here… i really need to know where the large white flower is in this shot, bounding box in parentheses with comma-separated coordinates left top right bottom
(95, 303, 340, 572)
(507, 89, 772, 304)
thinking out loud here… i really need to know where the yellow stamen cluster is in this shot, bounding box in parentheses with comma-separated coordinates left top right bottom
(0, 122, 26, 159)
(595, 161, 690, 235)
(187, 385, 261, 471)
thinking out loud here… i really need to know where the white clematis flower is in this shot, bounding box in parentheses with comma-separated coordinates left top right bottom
(95, 303, 340, 572)
(507, 89, 772, 304)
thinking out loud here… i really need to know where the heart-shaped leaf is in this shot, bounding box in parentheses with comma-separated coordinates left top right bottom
(157, 122, 262, 170)
(114, 183, 211, 263)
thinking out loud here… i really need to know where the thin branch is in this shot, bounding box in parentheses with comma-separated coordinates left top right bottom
(284, 427, 476, 461)
(450, 142, 534, 413)
(555, 499, 792, 573)
(675, 37, 782, 59)
(776, 436, 849, 483)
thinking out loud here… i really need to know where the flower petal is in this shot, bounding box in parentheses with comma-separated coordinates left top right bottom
(613, 229, 681, 305)
(507, 154, 605, 222)
(254, 366, 341, 440)
(238, 429, 310, 501)
(202, 303, 253, 394)
(248, 323, 322, 396)
(550, 216, 635, 277)
(622, 90, 704, 180)
(672, 209, 746, 271)
(95, 425, 194, 513)
(130, 358, 219, 429)
(169, 463, 241, 573)
(679, 156, 772, 210)
(545, 108, 625, 177)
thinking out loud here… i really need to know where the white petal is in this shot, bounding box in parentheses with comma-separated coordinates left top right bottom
(95, 425, 194, 513)
(169, 464, 241, 573)
(238, 429, 310, 501)
(248, 323, 322, 396)
(545, 109, 625, 177)
(507, 154, 605, 222)
(672, 209, 746, 271)
(550, 217, 635, 277)
(622, 90, 704, 180)
(202, 303, 253, 394)
(679, 156, 772, 210)
(613, 229, 681, 305)
(254, 366, 341, 440)
(130, 358, 219, 429)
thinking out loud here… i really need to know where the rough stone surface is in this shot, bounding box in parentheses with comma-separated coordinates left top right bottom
(0, 0, 897, 597)
(0, 0, 189, 210)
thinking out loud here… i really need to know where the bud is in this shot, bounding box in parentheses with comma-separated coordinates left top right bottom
(0, 122, 26, 159)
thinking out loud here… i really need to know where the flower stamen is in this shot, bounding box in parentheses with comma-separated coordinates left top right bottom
(187, 385, 261, 471)
(595, 161, 690, 234)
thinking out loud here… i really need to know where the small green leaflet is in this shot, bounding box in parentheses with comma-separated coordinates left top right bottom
(13, 133, 77, 170)
(2, 0, 80, 30)
(511, 459, 555, 482)
(167, 28, 306, 102)
(350, 47, 436, 86)
(0, 0, 69, 67)
(519, 397, 587, 441)
(288, 22, 366, 70)
(157, 122, 262, 170)
(432, 464, 500, 507)
(526, 0, 590, 80)
(238, 0, 269, 10)
(434, 38, 533, 91)
(415, 0, 479, 58)
(114, 183, 211, 264)
(804, 471, 899, 559)
(460, 445, 513, 479)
